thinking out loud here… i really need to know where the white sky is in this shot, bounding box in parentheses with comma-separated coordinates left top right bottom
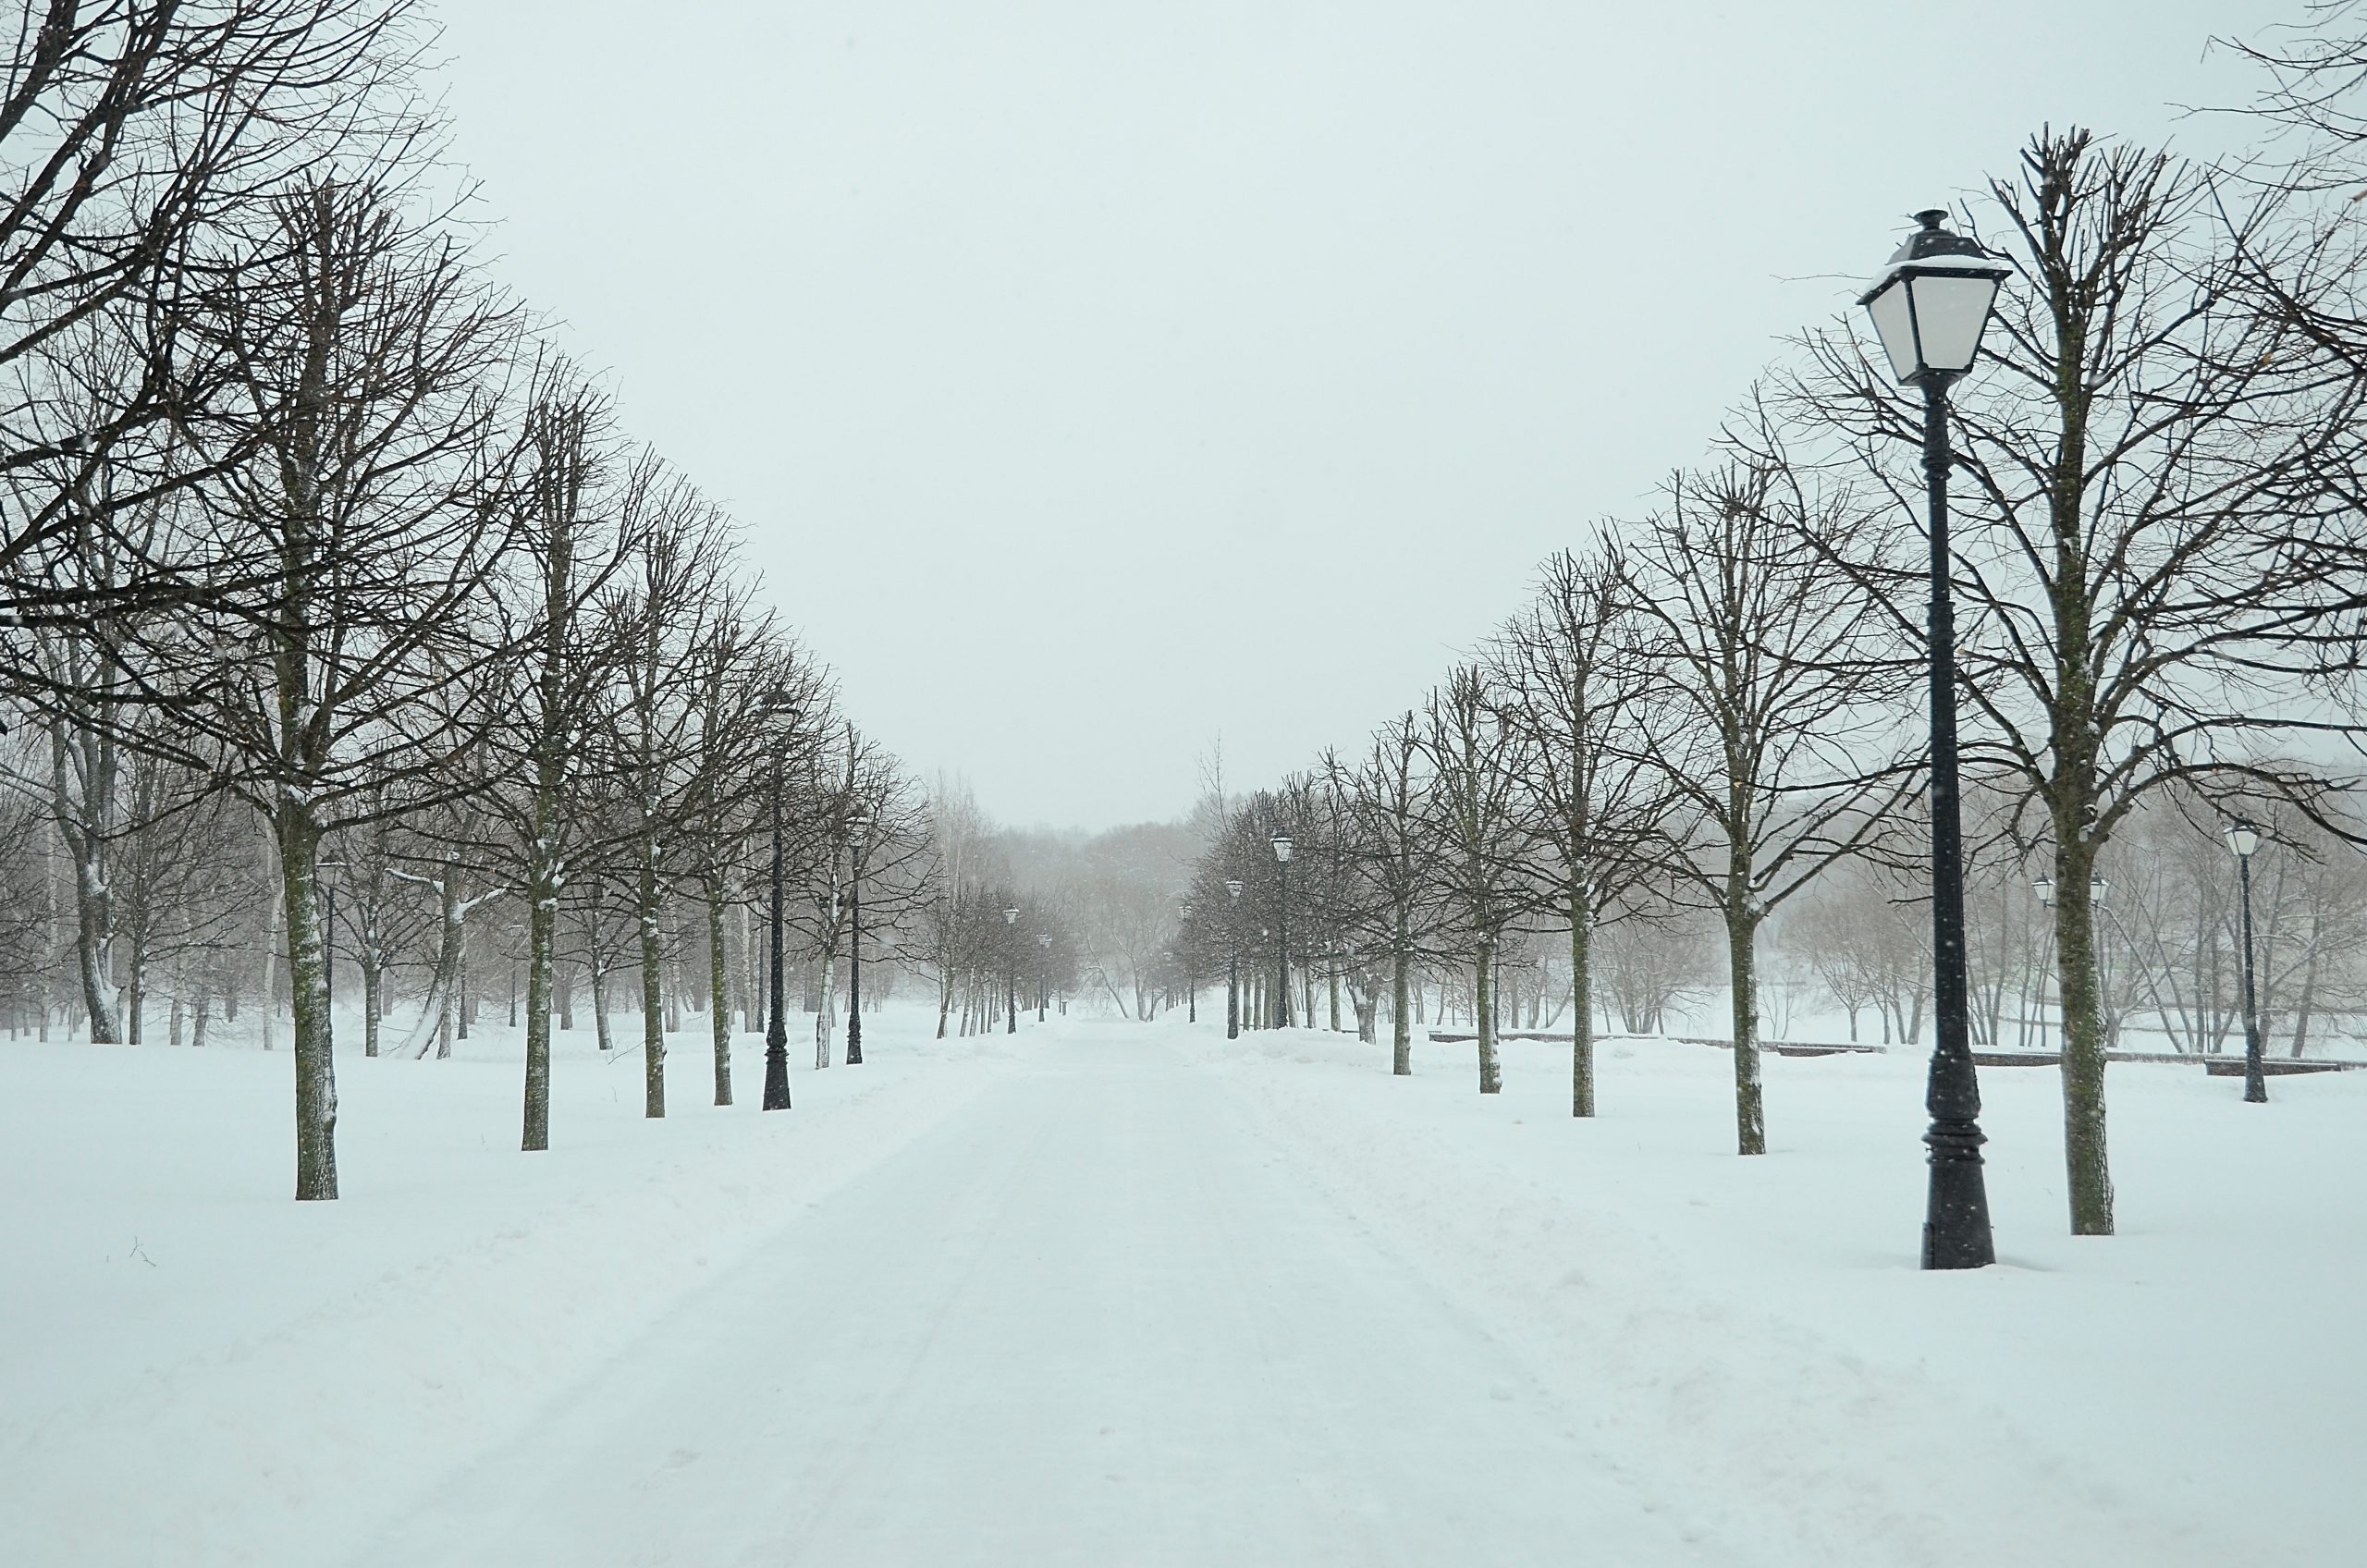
(432, 0, 2266, 830)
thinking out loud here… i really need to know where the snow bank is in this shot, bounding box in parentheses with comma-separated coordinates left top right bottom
(0, 1010, 1017, 1565)
(1170, 1024, 2366, 1565)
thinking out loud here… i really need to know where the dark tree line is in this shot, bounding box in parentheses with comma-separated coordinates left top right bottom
(0, 3, 950, 1201)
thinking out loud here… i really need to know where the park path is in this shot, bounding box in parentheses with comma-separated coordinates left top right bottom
(350, 1031, 1719, 1567)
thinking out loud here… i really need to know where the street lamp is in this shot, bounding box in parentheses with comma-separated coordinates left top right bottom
(1862, 207, 2011, 1272)
(845, 807, 873, 1066)
(760, 693, 799, 1111)
(1003, 905, 1020, 1034)
(1271, 832, 1294, 1029)
(2227, 821, 2268, 1104)
(2032, 875, 2106, 908)
(1180, 902, 1196, 1023)
(1224, 878, 1244, 1039)
(1036, 932, 1050, 1022)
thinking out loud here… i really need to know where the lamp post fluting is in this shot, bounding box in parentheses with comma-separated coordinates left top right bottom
(1271, 832, 1294, 1029)
(1224, 878, 1243, 1039)
(1003, 905, 1020, 1034)
(762, 734, 792, 1110)
(845, 808, 872, 1066)
(2228, 822, 2268, 1104)
(1861, 208, 2010, 1271)
(1036, 932, 1050, 1022)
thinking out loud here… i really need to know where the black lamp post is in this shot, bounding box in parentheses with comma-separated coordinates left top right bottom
(2228, 821, 2268, 1104)
(760, 698, 799, 1111)
(1224, 878, 1243, 1039)
(1271, 832, 1294, 1029)
(1003, 905, 1020, 1034)
(845, 807, 872, 1066)
(1861, 207, 2011, 1271)
(1036, 932, 1050, 1022)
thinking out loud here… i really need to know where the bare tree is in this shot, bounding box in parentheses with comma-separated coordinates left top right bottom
(1493, 540, 1674, 1117)
(1796, 129, 2367, 1232)
(151, 176, 516, 1198)
(0, 1, 432, 633)
(1627, 448, 1909, 1156)
(1417, 665, 1535, 1095)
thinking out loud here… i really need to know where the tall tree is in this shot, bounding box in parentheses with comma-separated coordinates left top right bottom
(1417, 665, 1535, 1095)
(1493, 541, 1674, 1117)
(159, 176, 517, 1197)
(1628, 447, 1907, 1156)
(1797, 129, 2367, 1231)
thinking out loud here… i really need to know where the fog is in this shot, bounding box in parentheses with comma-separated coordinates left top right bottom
(437, 0, 2251, 828)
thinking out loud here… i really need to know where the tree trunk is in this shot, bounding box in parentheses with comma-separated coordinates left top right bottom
(706, 875, 732, 1106)
(1570, 889, 1595, 1118)
(53, 721, 122, 1044)
(2287, 948, 2319, 1059)
(1475, 942, 1502, 1094)
(2054, 839, 2114, 1235)
(277, 809, 337, 1200)
(435, 870, 461, 1061)
(590, 955, 613, 1052)
(1392, 931, 1413, 1076)
(815, 950, 838, 1071)
(522, 859, 558, 1150)
(640, 848, 666, 1119)
(125, 927, 146, 1046)
(1727, 908, 1764, 1156)
(362, 959, 382, 1059)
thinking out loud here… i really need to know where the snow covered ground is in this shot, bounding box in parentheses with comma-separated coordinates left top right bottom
(2, 1009, 2359, 1564)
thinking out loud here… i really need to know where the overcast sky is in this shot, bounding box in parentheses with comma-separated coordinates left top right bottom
(433, 0, 2264, 831)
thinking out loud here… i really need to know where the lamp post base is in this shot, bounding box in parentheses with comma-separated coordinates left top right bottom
(1922, 1116, 1993, 1269)
(761, 1039, 791, 1110)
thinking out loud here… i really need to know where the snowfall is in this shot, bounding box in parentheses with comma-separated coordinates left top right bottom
(0, 1004, 2360, 1566)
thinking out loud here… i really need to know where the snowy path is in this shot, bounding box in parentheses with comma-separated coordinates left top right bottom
(352, 1033, 1713, 1567)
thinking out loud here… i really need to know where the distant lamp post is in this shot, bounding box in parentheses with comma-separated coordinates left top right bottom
(1180, 902, 1196, 1023)
(758, 693, 801, 1110)
(2032, 874, 2106, 908)
(1003, 905, 1021, 1034)
(845, 807, 873, 1066)
(2227, 821, 2268, 1104)
(1224, 878, 1244, 1039)
(1271, 832, 1294, 1029)
(1036, 932, 1051, 1022)
(1862, 206, 2011, 1272)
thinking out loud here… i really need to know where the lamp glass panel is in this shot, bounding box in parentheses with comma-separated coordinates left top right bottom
(2228, 825, 2262, 857)
(1904, 272, 2000, 374)
(1865, 278, 1921, 382)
